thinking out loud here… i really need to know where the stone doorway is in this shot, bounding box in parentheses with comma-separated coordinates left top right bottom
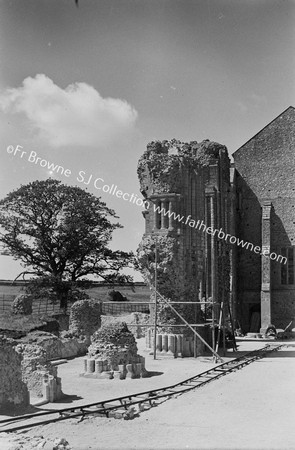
(249, 304, 261, 332)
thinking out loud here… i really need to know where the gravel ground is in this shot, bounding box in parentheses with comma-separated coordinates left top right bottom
(1, 340, 294, 450)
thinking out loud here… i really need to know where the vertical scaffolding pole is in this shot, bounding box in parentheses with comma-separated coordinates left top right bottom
(210, 195, 216, 354)
(153, 240, 158, 360)
(154, 289, 223, 361)
(215, 300, 223, 358)
(222, 298, 226, 356)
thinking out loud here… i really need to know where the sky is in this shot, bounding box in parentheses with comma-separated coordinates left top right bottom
(0, 0, 294, 281)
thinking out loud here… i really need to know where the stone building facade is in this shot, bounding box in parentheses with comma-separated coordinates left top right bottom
(137, 106, 295, 336)
(232, 106, 295, 332)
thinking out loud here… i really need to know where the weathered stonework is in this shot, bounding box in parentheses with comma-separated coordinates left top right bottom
(137, 139, 231, 347)
(0, 337, 30, 412)
(137, 106, 295, 337)
(101, 313, 150, 338)
(20, 330, 89, 360)
(16, 342, 63, 401)
(81, 322, 148, 379)
(145, 329, 206, 357)
(69, 298, 102, 337)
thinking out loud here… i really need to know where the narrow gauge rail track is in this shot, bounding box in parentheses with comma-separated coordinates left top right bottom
(0, 343, 284, 433)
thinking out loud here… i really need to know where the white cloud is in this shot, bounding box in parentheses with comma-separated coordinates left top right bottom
(0, 74, 138, 147)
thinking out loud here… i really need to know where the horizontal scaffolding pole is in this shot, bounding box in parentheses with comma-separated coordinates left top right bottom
(157, 302, 213, 305)
(123, 323, 210, 327)
(102, 301, 213, 305)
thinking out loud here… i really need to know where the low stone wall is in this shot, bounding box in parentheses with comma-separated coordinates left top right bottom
(81, 354, 148, 379)
(16, 342, 63, 401)
(20, 331, 89, 360)
(0, 337, 30, 412)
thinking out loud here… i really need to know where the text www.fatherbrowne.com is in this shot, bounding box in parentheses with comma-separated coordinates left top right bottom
(6, 145, 286, 264)
(152, 202, 287, 265)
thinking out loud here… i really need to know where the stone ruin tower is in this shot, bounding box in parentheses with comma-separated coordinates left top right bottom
(137, 139, 231, 352)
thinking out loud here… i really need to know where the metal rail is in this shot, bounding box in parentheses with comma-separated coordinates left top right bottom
(0, 344, 284, 433)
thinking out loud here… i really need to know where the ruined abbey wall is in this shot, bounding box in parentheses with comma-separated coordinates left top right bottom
(137, 139, 231, 337)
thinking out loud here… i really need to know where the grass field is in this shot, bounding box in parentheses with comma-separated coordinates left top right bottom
(0, 282, 152, 330)
(0, 282, 151, 303)
(0, 311, 56, 333)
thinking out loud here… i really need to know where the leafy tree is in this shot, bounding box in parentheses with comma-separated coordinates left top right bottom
(0, 179, 133, 308)
(25, 275, 92, 310)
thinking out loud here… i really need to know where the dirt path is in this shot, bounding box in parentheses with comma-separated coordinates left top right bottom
(1, 342, 294, 450)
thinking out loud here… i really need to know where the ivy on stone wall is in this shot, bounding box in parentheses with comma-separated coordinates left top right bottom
(137, 138, 230, 333)
(137, 234, 197, 333)
(137, 234, 183, 299)
(137, 138, 227, 195)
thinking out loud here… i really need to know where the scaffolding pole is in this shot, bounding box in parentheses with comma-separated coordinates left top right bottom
(153, 241, 158, 360)
(214, 301, 224, 362)
(153, 289, 223, 362)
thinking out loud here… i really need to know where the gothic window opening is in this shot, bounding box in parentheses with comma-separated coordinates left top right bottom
(155, 201, 161, 229)
(281, 247, 294, 285)
(163, 201, 169, 229)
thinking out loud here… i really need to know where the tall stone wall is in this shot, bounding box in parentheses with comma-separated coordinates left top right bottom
(137, 139, 231, 339)
(233, 106, 295, 331)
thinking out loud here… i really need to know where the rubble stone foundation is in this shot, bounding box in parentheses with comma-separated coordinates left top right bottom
(0, 337, 30, 412)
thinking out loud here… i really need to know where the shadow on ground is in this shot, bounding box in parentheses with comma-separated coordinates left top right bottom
(53, 394, 83, 403)
(146, 370, 163, 378)
(0, 404, 40, 417)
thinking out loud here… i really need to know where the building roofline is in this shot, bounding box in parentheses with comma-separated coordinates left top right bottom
(232, 106, 295, 157)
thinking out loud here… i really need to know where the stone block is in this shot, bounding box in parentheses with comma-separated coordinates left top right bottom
(86, 359, 95, 373)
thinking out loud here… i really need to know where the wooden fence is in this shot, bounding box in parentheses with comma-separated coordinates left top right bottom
(0, 294, 15, 312)
(0, 294, 66, 315)
(101, 302, 150, 316)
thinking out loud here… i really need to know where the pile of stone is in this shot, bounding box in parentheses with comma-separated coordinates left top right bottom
(101, 312, 150, 338)
(81, 322, 148, 379)
(53, 438, 72, 450)
(20, 330, 89, 360)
